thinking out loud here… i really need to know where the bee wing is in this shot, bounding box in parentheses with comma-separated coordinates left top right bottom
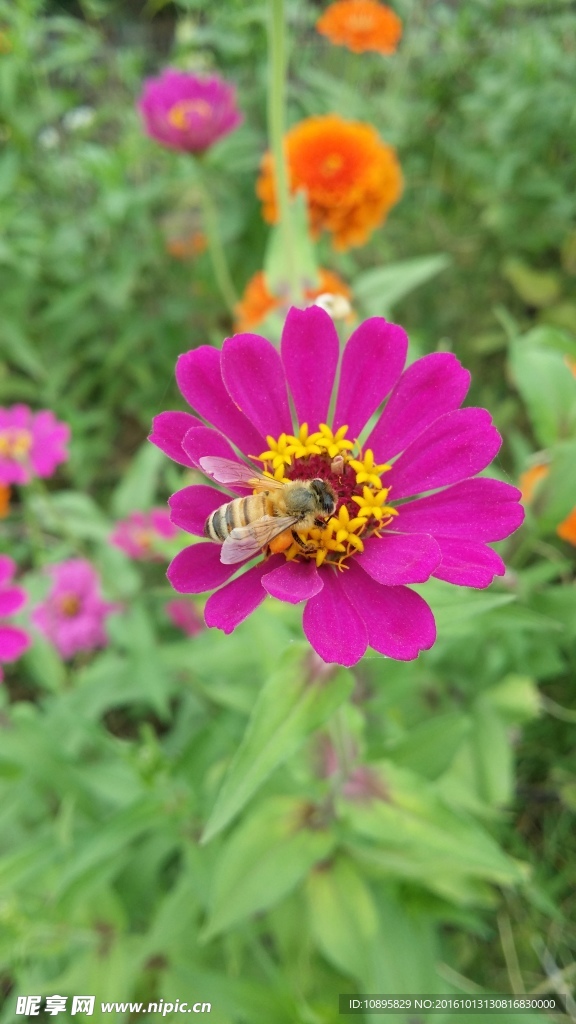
(199, 456, 283, 491)
(220, 514, 297, 564)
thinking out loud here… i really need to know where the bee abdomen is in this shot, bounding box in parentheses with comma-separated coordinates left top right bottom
(205, 496, 262, 542)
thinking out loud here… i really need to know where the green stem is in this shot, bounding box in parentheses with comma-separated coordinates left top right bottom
(329, 706, 355, 790)
(268, 0, 301, 304)
(195, 166, 238, 316)
(23, 493, 45, 568)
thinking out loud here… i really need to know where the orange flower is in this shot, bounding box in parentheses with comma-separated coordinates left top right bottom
(317, 0, 402, 55)
(519, 463, 549, 504)
(166, 231, 207, 260)
(0, 484, 9, 518)
(234, 268, 351, 333)
(557, 508, 576, 546)
(257, 114, 403, 251)
(565, 355, 576, 377)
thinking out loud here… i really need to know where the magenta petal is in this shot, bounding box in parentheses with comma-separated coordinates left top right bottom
(303, 570, 367, 667)
(0, 625, 31, 661)
(333, 318, 408, 438)
(204, 557, 283, 634)
(0, 555, 16, 586)
(386, 408, 502, 500)
(341, 562, 436, 660)
(182, 425, 246, 473)
(149, 411, 202, 467)
(390, 478, 524, 541)
(262, 559, 324, 604)
(0, 587, 27, 617)
(365, 352, 471, 461)
(432, 538, 506, 588)
(280, 306, 339, 429)
(169, 486, 224, 537)
(176, 346, 266, 455)
(167, 543, 238, 593)
(358, 532, 442, 586)
(221, 333, 293, 440)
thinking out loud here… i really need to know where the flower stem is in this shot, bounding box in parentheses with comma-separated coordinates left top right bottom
(195, 165, 238, 316)
(267, 0, 301, 304)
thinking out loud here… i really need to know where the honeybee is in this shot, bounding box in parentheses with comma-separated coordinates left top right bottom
(199, 456, 337, 564)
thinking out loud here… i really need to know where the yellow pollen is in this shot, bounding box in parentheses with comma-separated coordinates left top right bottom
(352, 485, 398, 520)
(167, 98, 213, 130)
(323, 153, 344, 174)
(315, 424, 354, 459)
(133, 529, 153, 549)
(59, 594, 81, 617)
(257, 423, 397, 569)
(0, 428, 33, 460)
(349, 448, 391, 489)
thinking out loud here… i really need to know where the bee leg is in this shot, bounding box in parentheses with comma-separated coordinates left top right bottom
(291, 529, 316, 554)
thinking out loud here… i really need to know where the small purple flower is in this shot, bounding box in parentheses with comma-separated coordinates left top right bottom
(138, 69, 243, 154)
(0, 405, 70, 486)
(0, 555, 30, 681)
(150, 306, 524, 668)
(32, 559, 118, 660)
(165, 598, 204, 637)
(110, 508, 178, 561)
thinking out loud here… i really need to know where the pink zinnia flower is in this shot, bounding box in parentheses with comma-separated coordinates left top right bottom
(32, 559, 117, 660)
(138, 69, 243, 154)
(150, 307, 524, 668)
(0, 405, 70, 485)
(165, 598, 204, 637)
(0, 555, 30, 681)
(110, 508, 179, 561)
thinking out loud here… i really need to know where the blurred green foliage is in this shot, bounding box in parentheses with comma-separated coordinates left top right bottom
(0, 0, 575, 1021)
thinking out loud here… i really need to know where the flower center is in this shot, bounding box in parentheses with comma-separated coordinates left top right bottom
(133, 529, 153, 550)
(322, 153, 344, 176)
(0, 427, 33, 461)
(58, 594, 81, 617)
(167, 98, 213, 130)
(255, 424, 397, 569)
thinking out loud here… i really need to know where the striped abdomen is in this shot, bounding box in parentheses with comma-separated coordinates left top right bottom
(204, 493, 269, 542)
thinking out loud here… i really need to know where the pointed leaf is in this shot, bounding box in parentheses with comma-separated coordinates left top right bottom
(202, 645, 354, 842)
(203, 797, 335, 939)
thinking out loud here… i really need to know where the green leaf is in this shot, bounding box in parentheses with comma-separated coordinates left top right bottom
(509, 329, 576, 445)
(484, 675, 541, 723)
(111, 440, 165, 518)
(201, 645, 354, 843)
(412, 579, 515, 634)
(33, 490, 111, 542)
(471, 697, 514, 808)
(203, 797, 335, 939)
(306, 855, 379, 983)
(0, 319, 46, 379)
(536, 440, 576, 533)
(341, 762, 526, 897)
(502, 258, 561, 307)
(352, 254, 450, 318)
(386, 712, 471, 780)
(22, 637, 67, 693)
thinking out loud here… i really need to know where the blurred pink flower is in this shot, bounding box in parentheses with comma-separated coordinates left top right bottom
(111, 508, 178, 561)
(150, 306, 524, 668)
(0, 555, 30, 681)
(138, 69, 243, 154)
(0, 405, 70, 485)
(165, 598, 204, 637)
(32, 559, 117, 659)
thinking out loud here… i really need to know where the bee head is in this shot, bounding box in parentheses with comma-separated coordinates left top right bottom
(310, 478, 336, 517)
